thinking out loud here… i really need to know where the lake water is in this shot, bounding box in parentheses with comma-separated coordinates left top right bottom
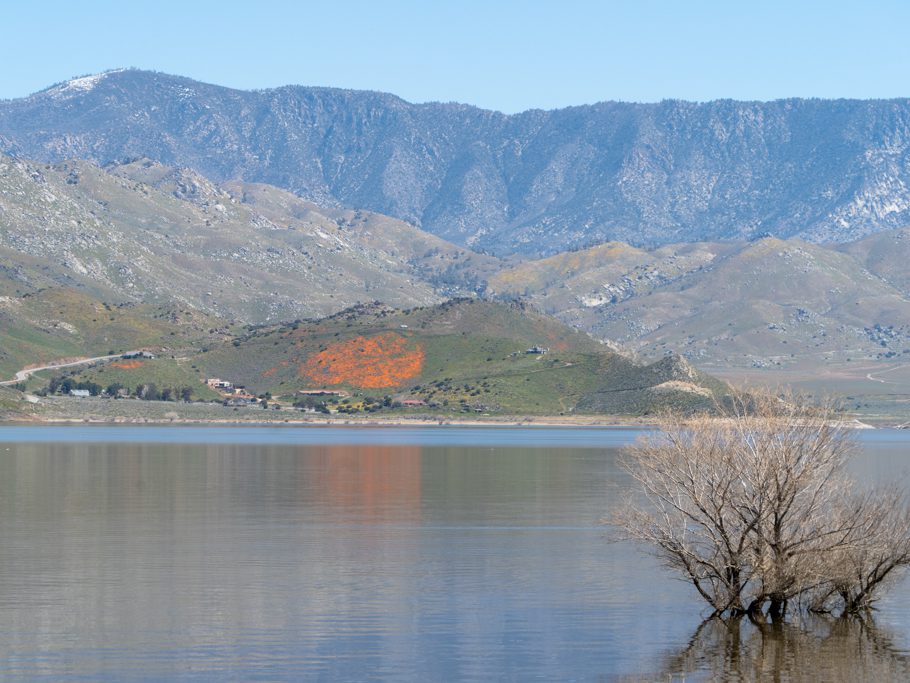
(0, 425, 908, 681)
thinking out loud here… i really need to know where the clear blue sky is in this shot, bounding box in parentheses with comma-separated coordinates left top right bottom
(3, 0, 909, 112)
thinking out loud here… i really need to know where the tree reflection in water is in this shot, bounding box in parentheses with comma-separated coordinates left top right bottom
(654, 615, 910, 682)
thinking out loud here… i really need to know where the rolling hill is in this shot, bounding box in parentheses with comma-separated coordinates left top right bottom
(0, 275, 229, 379)
(488, 235, 910, 373)
(840, 226, 910, 296)
(186, 299, 726, 416)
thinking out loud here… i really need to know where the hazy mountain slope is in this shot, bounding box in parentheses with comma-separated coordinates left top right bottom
(194, 299, 726, 415)
(215, 179, 502, 295)
(0, 153, 493, 322)
(840, 227, 910, 295)
(489, 241, 738, 304)
(490, 237, 910, 370)
(3, 70, 910, 255)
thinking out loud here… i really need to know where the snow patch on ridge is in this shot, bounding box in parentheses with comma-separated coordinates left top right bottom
(43, 69, 126, 99)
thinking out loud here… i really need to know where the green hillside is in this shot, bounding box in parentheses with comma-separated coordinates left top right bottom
(66, 357, 222, 402)
(193, 299, 726, 416)
(0, 275, 230, 379)
(0, 387, 27, 419)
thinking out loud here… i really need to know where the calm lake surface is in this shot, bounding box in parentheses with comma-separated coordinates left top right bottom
(0, 425, 908, 681)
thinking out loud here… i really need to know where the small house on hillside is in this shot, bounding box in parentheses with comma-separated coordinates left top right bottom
(69, 389, 90, 398)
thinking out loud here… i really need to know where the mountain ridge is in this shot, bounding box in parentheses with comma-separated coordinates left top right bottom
(21, 69, 905, 111)
(4, 69, 910, 255)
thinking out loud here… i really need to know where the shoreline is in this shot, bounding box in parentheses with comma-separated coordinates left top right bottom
(0, 413, 653, 428)
(1, 389, 655, 428)
(0, 413, 883, 430)
(0, 394, 889, 429)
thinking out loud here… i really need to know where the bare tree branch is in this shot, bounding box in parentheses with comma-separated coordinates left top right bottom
(608, 389, 910, 618)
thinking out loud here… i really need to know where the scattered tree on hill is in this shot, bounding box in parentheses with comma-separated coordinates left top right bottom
(136, 383, 160, 401)
(611, 391, 910, 619)
(293, 396, 316, 410)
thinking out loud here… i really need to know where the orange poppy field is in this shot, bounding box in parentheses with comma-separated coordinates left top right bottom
(109, 360, 145, 370)
(299, 333, 425, 389)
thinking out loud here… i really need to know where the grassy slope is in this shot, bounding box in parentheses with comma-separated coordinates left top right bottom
(195, 299, 725, 415)
(65, 357, 222, 401)
(0, 275, 230, 378)
(489, 242, 652, 294)
(0, 386, 27, 419)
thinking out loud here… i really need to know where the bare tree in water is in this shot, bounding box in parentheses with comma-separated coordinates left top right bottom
(611, 391, 910, 619)
(658, 615, 910, 682)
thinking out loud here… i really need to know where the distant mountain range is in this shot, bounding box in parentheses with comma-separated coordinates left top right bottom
(3, 70, 910, 255)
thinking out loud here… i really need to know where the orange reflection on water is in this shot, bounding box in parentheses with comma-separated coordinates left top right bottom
(306, 445, 422, 523)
